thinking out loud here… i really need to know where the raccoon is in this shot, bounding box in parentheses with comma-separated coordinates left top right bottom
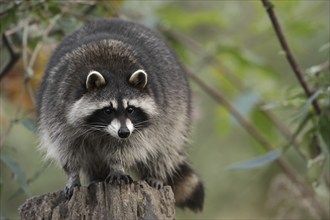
(37, 19, 204, 212)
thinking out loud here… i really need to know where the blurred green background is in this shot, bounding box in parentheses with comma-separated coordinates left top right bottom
(0, 1, 329, 219)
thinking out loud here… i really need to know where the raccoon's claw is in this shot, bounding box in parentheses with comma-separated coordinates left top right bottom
(145, 177, 164, 190)
(64, 182, 81, 199)
(106, 173, 133, 185)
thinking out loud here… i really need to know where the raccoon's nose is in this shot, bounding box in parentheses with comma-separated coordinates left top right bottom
(118, 127, 130, 138)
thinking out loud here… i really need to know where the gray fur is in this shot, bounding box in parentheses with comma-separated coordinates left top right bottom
(37, 19, 204, 211)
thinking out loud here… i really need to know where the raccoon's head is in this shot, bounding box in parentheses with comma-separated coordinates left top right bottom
(66, 68, 158, 140)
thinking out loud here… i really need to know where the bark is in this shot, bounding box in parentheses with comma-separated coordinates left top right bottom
(19, 181, 175, 220)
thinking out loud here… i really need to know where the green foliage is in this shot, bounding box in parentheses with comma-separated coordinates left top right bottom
(307, 153, 326, 185)
(0, 2, 19, 34)
(158, 5, 224, 31)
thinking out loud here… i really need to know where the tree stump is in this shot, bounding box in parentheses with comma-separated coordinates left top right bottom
(19, 181, 175, 220)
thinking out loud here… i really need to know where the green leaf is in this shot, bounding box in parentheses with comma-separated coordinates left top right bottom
(226, 149, 282, 170)
(307, 154, 326, 185)
(48, 4, 61, 15)
(0, 3, 20, 34)
(250, 108, 278, 145)
(158, 6, 224, 31)
(318, 114, 330, 150)
(301, 89, 323, 118)
(0, 156, 31, 196)
(20, 118, 37, 133)
(231, 91, 260, 124)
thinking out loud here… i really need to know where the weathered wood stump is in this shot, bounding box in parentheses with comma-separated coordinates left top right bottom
(19, 181, 175, 220)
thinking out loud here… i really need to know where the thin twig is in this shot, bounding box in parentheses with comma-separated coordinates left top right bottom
(0, 34, 20, 80)
(187, 70, 274, 151)
(28, 14, 61, 69)
(186, 69, 328, 218)
(25, 14, 61, 107)
(22, 21, 29, 71)
(5, 20, 27, 36)
(308, 60, 330, 77)
(26, 80, 36, 108)
(261, 0, 321, 115)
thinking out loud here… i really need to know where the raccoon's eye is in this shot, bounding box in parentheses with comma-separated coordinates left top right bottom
(103, 107, 113, 115)
(126, 107, 134, 114)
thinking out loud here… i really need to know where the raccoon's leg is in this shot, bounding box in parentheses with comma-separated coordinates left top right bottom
(105, 163, 133, 185)
(137, 162, 165, 189)
(63, 162, 81, 199)
(83, 162, 110, 185)
(144, 177, 164, 190)
(168, 162, 205, 212)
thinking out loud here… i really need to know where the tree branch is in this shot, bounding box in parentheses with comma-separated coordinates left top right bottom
(186, 69, 329, 218)
(161, 27, 305, 160)
(0, 33, 20, 80)
(261, 0, 321, 115)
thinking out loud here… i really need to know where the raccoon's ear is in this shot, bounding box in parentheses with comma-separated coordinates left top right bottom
(129, 69, 147, 89)
(86, 71, 106, 91)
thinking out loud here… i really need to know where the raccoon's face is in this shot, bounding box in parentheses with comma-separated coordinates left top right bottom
(66, 69, 158, 139)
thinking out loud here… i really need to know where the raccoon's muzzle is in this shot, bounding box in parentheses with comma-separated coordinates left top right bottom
(118, 127, 130, 138)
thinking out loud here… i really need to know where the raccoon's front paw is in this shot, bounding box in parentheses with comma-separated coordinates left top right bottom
(145, 177, 164, 190)
(64, 182, 81, 199)
(106, 173, 133, 185)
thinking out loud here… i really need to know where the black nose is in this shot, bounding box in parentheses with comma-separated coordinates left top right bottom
(118, 127, 130, 138)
